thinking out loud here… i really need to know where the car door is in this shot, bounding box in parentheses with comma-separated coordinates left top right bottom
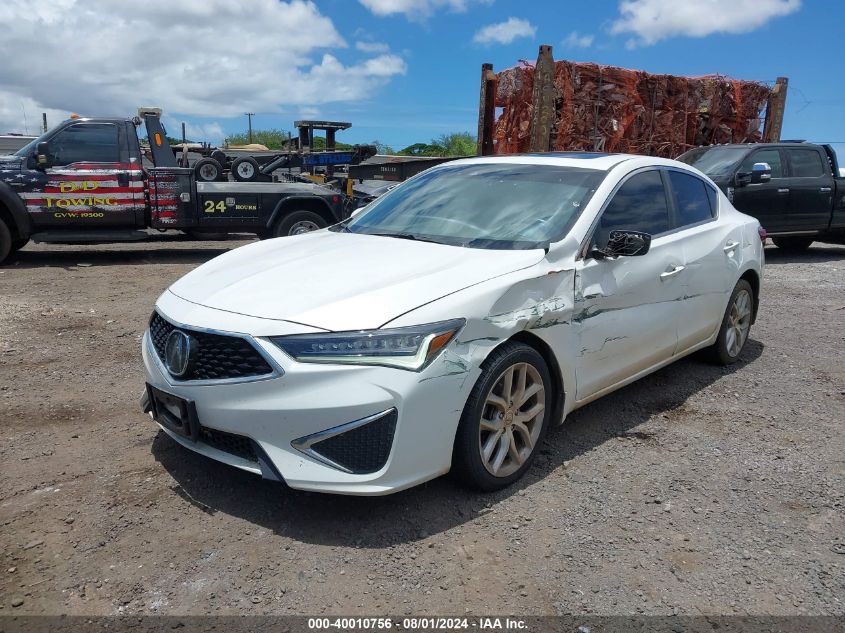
(783, 147, 833, 231)
(665, 169, 739, 352)
(731, 148, 789, 233)
(573, 169, 682, 400)
(37, 122, 142, 228)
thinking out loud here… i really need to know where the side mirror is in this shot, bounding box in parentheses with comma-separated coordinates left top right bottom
(36, 141, 50, 168)
(750, 162, 772, 184)
(591, 230, 652, 259)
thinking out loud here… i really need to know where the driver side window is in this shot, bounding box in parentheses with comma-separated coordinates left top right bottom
(739, 149, 783, 178)
(48, 123, 119, 167)
(594, 170, 670, 248)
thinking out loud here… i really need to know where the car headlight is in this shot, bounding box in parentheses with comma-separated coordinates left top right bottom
(269, 319, 465, 371)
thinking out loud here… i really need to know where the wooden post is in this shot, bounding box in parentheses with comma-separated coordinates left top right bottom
(529, 44, 555, 153)
(477, 63, 495, 156)
(762, 76, 788, 142)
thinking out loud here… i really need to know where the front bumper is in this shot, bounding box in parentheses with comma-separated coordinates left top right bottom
(141, 295, 480, 495)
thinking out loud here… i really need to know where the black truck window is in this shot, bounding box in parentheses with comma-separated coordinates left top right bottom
(668, 171, 713, 228)
(595, 170, 671, 245)
(739, 149, 783, 178)
(49, 123, 119, 166)
(786, 148, 825, 177)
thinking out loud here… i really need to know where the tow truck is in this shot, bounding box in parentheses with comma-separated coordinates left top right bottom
(0, 108, 366, 264)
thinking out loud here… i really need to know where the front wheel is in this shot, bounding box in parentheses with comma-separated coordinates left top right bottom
(452, 342, 551, 491)
(772, 236, 813, 252)
(0, 219, 11, 265)
(707, 279, 754, 365)
(271, 210, 327, 237)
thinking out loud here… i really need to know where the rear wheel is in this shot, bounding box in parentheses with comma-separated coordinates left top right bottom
(772, 236, 813, 252)
(271, 210, 327, 237)
(232, 156, 260, 182)
(452, 341, 551, 491)
(707, 279, 754, 365)
(0, 219, 11, 264)
(194, 157, 223, 182)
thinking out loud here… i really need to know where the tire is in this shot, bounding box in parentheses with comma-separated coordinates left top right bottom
(0, 219, 11, 265)
(271, 210, 327, 237)
(231, 156, 260, 182)
(772, 236, 813, 252)
(707, 279, 754, 365)
(194, 157, 223, 182)
(11, 237, 29, 252)
(452, 341, 551, 492)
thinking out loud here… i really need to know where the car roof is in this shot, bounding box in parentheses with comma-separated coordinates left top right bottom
(443, 152, 682, 172)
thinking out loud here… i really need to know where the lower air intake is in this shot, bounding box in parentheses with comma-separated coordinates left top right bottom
(299, 409, 397, 475)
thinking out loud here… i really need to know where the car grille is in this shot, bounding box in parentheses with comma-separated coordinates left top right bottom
(198, 426, 259, 464)
(307, 410, 397, 474)
(149, 311, 274, 381)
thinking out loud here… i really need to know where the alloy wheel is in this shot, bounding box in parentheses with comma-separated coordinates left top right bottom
(725, 288, 752, 357)
(478, 362, 545, 478)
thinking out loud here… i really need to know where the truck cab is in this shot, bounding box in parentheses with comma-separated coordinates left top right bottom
(677, 142, 845, 250)
(0, 110, 349, 263)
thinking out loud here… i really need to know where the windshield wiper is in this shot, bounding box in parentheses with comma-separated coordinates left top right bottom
(369, 232, 446, 245)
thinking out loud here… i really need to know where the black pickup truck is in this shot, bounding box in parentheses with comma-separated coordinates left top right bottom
(0, 110, 348, 264)
(677, 142, 845, 251)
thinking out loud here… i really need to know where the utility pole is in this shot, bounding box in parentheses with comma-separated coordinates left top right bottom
(245, 112, 255, 144)
(42, 113, 48, 133)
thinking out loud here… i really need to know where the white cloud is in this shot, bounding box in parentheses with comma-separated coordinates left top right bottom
(355, 41, 391, 53)
(610, 0, 801, 47)
(562, 31, 594, 48)
(473, 17, 537, 45)
(359, 0, 490, 20)
(0, 0, 406, 134)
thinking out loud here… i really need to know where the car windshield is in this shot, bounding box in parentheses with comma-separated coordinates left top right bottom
(13, 134, 44, 157)
(337, 163, 605, 250)
(676, 147, 749, 176)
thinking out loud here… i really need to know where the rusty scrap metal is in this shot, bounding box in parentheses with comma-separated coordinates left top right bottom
(490, 45, 774, 158)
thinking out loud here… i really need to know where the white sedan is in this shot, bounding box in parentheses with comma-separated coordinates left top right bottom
(141, 153, 764, 495)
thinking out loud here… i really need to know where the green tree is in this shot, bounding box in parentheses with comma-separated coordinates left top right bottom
(224, 128, 291, 149)
(397, 132, 476, 157)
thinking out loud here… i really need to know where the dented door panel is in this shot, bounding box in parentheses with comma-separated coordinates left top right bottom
(573, 235, 683, 400)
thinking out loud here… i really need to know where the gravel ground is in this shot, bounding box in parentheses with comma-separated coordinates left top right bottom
(0, 239, 843, 616)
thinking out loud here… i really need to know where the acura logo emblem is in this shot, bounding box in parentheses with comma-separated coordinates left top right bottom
(164, 330, 196, 378)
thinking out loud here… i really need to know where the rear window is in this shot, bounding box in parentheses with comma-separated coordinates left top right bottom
(668, 171, 714, 228)
(786, 149, 825, 177)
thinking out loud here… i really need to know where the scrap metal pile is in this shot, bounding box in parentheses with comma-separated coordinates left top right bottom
(493, 59, 772, 157)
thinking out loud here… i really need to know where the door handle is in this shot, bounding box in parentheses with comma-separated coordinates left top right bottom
(723, 240, 740, 253)
(660, 265, 685, 280)
(820, 187, 832, 193)
(777, 188, 790, 194)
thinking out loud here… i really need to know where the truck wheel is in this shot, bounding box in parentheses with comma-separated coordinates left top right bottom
(0, 219, 11, 265)
(772, 236, 813, 252)
(11, 237, 29, 252)
(232, 157, 260, 182)
(194, 158, 223, 182)
(271, 210, 327, 237)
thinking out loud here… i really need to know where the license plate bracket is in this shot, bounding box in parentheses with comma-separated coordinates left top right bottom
(146, 384, 199, 441)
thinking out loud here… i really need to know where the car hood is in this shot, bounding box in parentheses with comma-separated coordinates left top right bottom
(168, 230, 545, 331)
(0, 155, 22, 170)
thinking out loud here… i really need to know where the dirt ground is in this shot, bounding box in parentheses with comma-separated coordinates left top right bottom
(0, 238, 843, 616)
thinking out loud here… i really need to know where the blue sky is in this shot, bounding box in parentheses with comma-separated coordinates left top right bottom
(2, 0, 842, 157)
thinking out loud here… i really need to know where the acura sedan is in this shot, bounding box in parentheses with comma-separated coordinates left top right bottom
(141, 153, 763, 495)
